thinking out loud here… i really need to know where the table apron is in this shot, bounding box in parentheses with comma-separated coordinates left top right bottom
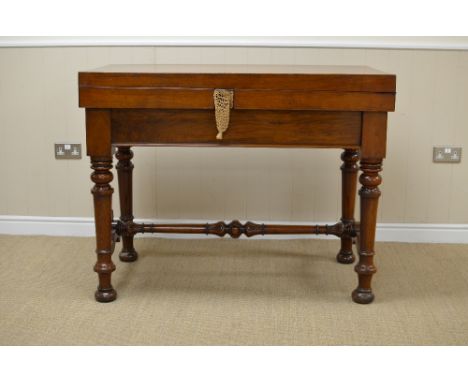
(110, 109, 362, 148)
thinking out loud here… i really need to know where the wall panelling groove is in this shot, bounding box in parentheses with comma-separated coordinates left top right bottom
(1, 46, 467, 226)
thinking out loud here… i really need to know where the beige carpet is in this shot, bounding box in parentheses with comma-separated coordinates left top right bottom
(1, 235, 467, 345)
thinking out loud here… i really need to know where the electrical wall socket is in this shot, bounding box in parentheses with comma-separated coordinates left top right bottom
(55, 143, 82, 159)
(433, 146, 462, 163)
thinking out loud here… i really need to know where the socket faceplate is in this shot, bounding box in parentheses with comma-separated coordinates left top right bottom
(433, 146, 462, 163)
(55, 143, 82, 159)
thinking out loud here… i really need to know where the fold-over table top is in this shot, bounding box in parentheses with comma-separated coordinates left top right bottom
(79, 64, 396, 111)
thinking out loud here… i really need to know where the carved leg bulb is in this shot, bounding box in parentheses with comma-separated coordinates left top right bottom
(352, 159, 382, 304)
(116, 147, 138, 262)
(336, 149, 359, 264)
(91, 157, 117, 302)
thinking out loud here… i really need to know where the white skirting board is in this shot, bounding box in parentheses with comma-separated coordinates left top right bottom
(0, 215, 467, 244)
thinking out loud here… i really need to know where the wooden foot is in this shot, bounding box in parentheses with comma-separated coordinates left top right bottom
(95, 286, 117, 303)
(116, 147, 138, 263)
(337, 149, 359, 264)
(337, 250, 355, 264)
(352, 287, 374, 304)
(91, 156, 117, 302)
(119, 249, 138, 263)
(352, 159, 381, 304)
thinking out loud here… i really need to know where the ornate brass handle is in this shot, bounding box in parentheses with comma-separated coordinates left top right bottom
(213, 89, 234, 140)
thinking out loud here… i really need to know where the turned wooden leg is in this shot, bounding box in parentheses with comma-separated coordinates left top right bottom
(352, 159, 382, 304)
(91, 156, 117, 302)
(337, 149, 359, 264)
(116, 147, 138, 262)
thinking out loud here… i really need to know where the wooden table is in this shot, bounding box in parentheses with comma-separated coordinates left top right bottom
(79, 64, 396, 304)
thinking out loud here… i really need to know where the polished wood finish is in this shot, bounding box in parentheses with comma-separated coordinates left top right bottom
(80, 64, 396, 304)
(80, 87, 394, 111)
(337, 149, 360, 264)
(117, 220, 355, 238)
(111, 110, 362, 148)
(352, 112, 387, 304)
(353, 159, 382, 304)
(86, 109, 116, 303)
(116, 147, 138, 262)
(90, 156, 116, 302)
(80, 65, 395, 112)
(79, 64, 396, 92)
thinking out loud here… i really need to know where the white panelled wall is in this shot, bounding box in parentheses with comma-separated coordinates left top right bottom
(0, 41, 467, 242)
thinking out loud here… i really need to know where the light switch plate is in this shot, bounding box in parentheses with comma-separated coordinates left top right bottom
(433, 146, 462, 163)
(55, 143, 82, 159)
